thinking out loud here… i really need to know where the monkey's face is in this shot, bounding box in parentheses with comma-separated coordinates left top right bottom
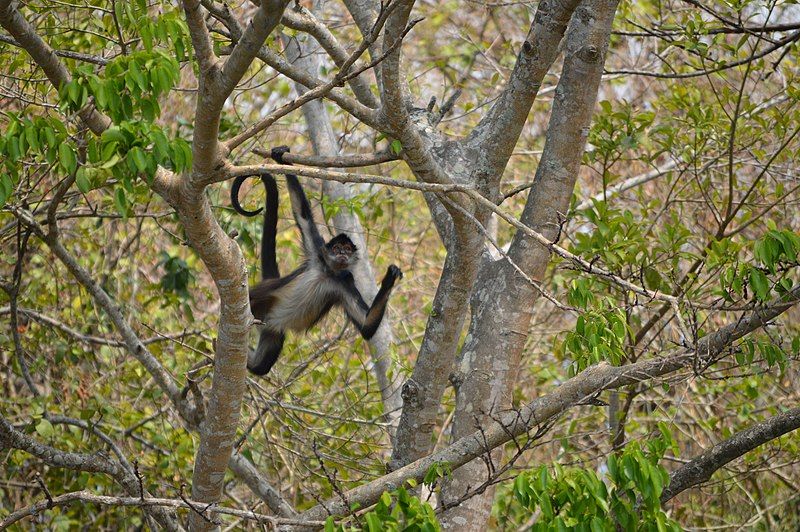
(325, 234, 358, 271)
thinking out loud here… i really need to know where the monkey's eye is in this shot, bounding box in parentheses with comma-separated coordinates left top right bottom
(332, 243, 352, 254)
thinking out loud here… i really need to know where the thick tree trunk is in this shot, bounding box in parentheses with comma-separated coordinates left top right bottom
(439, 0, 621, 527)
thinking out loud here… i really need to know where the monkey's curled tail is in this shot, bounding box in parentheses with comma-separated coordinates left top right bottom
(230, 174, 280, 280)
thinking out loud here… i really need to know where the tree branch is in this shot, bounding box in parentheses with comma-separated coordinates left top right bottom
(661, 406, 800, 503)
(227, 452, 296, 518)
(225, 1, 409, 152)
(281, 4, 379, 108)
(0, 416, 121, 475)
(0, 306, 203, 347)
(9, 206, 193, 421)
(0, 0, 110, 134)
(252, 147, 399, 168)
(0, 489, 324, 529)
(207, 3, 380, 131)
(0, 415, 182, 530)
(464, 0, 581, 178)
(298, 285, 800, 520)
(0, 33, 109, 65)
(185, 0, 291, 175)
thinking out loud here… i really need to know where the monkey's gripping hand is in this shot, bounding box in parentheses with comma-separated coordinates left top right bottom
(383, 265, 403, 289)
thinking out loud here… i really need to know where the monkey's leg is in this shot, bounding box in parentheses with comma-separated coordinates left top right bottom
(247, 329, 286, 375)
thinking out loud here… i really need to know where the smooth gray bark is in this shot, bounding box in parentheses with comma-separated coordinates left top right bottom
(390, 0, 587, 478)
(440, 1, 621, 527)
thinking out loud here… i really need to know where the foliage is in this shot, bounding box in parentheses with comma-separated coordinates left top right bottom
(506, 433, 680, 531)
(2, 0, 800, 529)
(326, 485, 440, 532)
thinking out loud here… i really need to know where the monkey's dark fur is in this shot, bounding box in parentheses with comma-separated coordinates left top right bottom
(231, 146, 402, 375)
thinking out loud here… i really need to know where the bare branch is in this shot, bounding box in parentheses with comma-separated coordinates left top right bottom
(608, 30, 800, 79)
(0, 416, 121, 475)
(661, 407, 800, 503)
(8, 206, 194, 423)
(0, 306, 204, 347)
(221, 0, 291, 92)
(225, 1, 410, 151)
(227, 453, 297, 518)
(224, 162, 471, 192)
(342, 0, 385, 86)
(282, 5, 379, 107)
(225, 163, 684, 305)
(299, 285, 800, 520)
(374, 0, 453, 187)
(252, 147, 399, 168)
(0, 415, 182, 530)
(0, 490, 325, 529)
(208, 4, 379, 130)
(0, 33, 109, 65)
(186, 0, 291, 175)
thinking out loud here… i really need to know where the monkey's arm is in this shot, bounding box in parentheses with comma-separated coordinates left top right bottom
(340, 266, 402, 340)
(285, 174, 327, 259)
(272, 146, 327, 261)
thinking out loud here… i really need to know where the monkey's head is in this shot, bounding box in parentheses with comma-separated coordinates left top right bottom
(324, 234, 358, 271)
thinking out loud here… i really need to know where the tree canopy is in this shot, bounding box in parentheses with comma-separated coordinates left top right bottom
(1, 0, 800, 530)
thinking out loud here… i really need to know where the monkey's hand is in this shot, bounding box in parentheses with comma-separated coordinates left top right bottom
(271, 145, 291, 164)
(382, 265, 403, 289)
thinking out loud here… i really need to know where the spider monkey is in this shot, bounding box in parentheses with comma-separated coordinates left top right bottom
(231, 146, 403, 375)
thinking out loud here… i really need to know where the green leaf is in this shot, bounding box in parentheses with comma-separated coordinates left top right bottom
(749, 268, 770, 301)
(391, 139, 402, 155)
(59, 143, 78, 174)
(129, 147, 148, 173)
(101, 153, 122, 169)
(114, 187, 128, 218)
(0, 174, 12, 208)
(101, 127, 128, 147)
(364, 513, 382, 532)
(68, 81, 81, 106)
(36, 418, 55, 438)
(76, 167, 91, 193)
(381, 491, 392, 507)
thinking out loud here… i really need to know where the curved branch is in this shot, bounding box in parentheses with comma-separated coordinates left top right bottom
(661, 406, 800, 503)
(299, 285, 800, 520)
(0, 0, 110, 134)
(282, 5, 379, 108)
